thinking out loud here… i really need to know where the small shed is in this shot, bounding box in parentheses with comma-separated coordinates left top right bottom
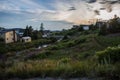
(83, 25, 89, 31)
(80, 25, 90, 31)
(21, 36, 31, 42)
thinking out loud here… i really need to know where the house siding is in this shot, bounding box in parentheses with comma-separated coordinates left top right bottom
(4, 31, 17, 43)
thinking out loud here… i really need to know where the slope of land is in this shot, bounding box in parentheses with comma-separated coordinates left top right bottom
(0, 30, 120, 80)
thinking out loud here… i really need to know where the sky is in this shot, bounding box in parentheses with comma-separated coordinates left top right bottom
(0, 0, 120, 30)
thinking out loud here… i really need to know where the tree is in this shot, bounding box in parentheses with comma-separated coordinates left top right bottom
(32, 30, 42, 40)
(28, 25, 33, 37)
(98, 24, 108, 35)
(23, 25, 33, 37)
(109, 15, 120, 33)
(40, 23, 44, 34)
(23, 25, 29, 36)
(0, 27, 5, 30)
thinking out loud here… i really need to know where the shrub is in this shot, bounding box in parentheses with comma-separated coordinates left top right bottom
(59, 58, 71, 64)
(77, 52, 91, 60)
(48, 45, 61, 50)
(62, 35, 69, 40)
(96, 47, 120, 64)
(98, 24, 108, 35)
(95, 36, 120, 47)
(95, 64, 116, 78)
(30, 51, 53, 59)
(65, 41, 75, 47)
(75, 38, 86, 44)
(0, 38, 53, 54)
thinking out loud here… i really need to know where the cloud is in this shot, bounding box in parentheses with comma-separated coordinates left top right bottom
(26, 0, 96, 24)
(0, 1, 21, 13)
(0, 0, 47, 14)
(46, 0, 96, 24)
(52, 0, 120, 24)
(0, 0, 120, 25)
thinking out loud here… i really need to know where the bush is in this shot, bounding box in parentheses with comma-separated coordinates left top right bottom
(96, 47, 120, 64)
(75, 38, 86, 44)
(77, 52, 91, 60)
(98, 24, 108, 35)
(95, 36, 120, 47)
(59, 58, 71, 64)
(48, 37, 86, 51)
(65, 41, 75, 47)
(0, 39, 53, 54)
(30, 51, 53, 59)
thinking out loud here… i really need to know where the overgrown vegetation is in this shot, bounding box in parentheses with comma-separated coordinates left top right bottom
(98, 15, 120, 35)
(0, 21, 120, 79)
(96, 47, 120, 64)
(95, 36, 120, 47)
(0, 38, 54, 54)
(0, 32, 119, 79)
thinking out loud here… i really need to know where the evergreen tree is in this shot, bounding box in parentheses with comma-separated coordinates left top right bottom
(23, 25, 28, 36)
(28, 26, 33, 37)
(0, 27, 5, 30)
(23, 25, 33, 37)
(40, 23, 44, 34)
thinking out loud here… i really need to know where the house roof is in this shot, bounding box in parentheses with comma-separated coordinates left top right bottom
(0, 29, 24, 36)
(80, 25, 90, 28)
(22, 36, 31, 39)
(80, 24, 90, 26)
(0, 29, 14, 34)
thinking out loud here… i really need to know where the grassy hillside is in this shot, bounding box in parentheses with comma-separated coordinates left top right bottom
(0, 30, 120, 79)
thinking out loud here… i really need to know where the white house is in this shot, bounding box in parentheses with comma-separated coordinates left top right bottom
(81, 25, 90, 31)
(83, 26, 89, 30)
(21, 36, 31, 42)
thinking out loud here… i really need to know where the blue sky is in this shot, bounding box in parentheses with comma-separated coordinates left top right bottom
(0, 0, 75, 30)
(0, 0, 120, 30)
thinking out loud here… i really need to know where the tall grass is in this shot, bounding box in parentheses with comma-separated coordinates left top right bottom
(0, 58, 118, 79)
(2, 60, 94, 78)
(96, 47, 120, 64)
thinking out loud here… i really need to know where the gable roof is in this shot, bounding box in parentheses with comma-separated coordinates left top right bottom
(80, 24, 90, 26)
(22, 36, 31, 39)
